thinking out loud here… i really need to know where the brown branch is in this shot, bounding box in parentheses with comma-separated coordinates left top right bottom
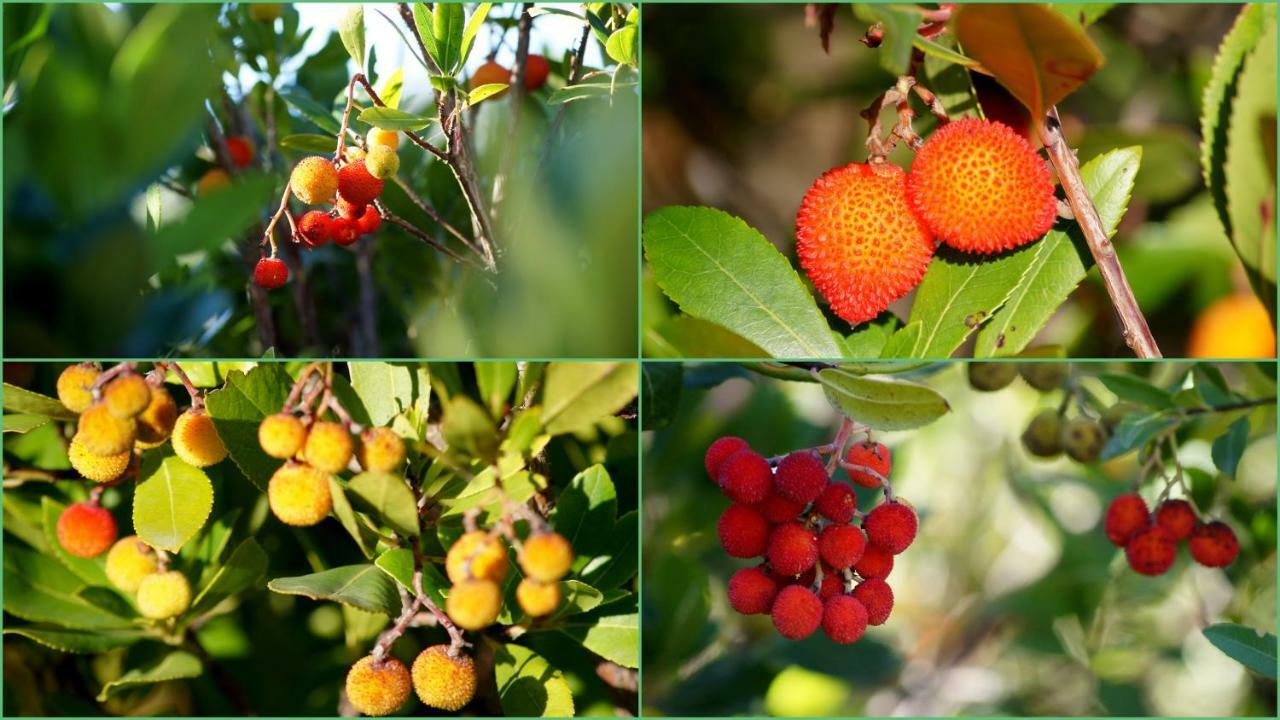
(355, 239, 379, 357)
(380, 210, 484, 270)
(493, 4, 534, 210)
(1039, 108, 1161, 358)
(388, 176, 479, 252)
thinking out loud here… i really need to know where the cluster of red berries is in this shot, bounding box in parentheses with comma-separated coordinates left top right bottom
(707, 436, 917, 644)
(1105, 494, 1239, 576)
(796, 117, 1057, 325)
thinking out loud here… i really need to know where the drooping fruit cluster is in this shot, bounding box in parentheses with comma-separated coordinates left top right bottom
(708, 434, 917, 643)
(965, 361, 1111, 464)
(342, 645, 481, 716)
(1105, 494, 1239, 575)
(442, 527, 575, 631)
(103, 535, 192, 619)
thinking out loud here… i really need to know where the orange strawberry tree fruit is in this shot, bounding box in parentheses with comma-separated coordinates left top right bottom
(642, 4, 1276, 360)
(2, 361, 639, 715)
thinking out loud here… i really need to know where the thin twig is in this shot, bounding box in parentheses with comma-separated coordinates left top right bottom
(493, 4, 534, 209)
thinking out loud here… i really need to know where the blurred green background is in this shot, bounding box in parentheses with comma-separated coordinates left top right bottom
(3, 3, 637, 358)
(642, 4, 1266, 359)
(641, 361, 1276, 716)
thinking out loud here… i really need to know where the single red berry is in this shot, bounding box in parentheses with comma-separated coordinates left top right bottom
(1104, 494, 1150, 547)
(727, 567, 778, 615)
(845, 441, 891, 488)
(331, 217, 361, 247)
(524, 54, 551, 91)
(819, 524, 867, 570)
(818, 568, 844, 599)
(298, 210, 334, 247)
(774, 451, 828, 505)
(336, 195, 367, 219)
(717, 504, 769, 558)
(854, 543, 894, 579)
(1125, 526, 1177, 576)
(863, 500, 917, 554)
(770, 585, 823, 640)
(226, 135, 254, 168)
(1188, 521, 1239, 568)
(56, 502, 118, 558)
(718, 450, 772, 505)
(767, 522, 819, 577)
(814, 482, 858, 523)
(337, 159, 384, 206)
(753, 493, 805, 524)
(705, 437, 750, 481)
(822, 594, 869, 644)
(852, 578, 894, 625)
(1155, 499, 1198, 541)
(356, 205, 382, 235)
(253, 257, 289, 289)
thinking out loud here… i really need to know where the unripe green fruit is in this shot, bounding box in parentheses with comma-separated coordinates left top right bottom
(1102, 402, 1142, 432)
(105, 536, 159, 592)
(364, 144, 399, 180)
(1062, 417, 1107, 463)
(137, 570, 192, 619)
(1022, 410, 1064, 458)
(1018, 362, 1070, 391)
(967, 362, 1018, 392)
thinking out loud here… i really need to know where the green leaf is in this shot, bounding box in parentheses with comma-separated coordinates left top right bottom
(42, 498, 110, 587)
(644, 206, 842, 358)
(347, 362, 425, 427)
(468, 82, 509, 106)
(3, 383, 77, 419)
(1204, 623, 1277, 679)
(373, 547, 414, 589)
(541, 363, 638, 436)
(412, 4, 440, 72)
(4, 551, 132, 630)
(913, 33, 977, 67)
(645, 315, 769, 359)
(555, 580, 604, 617)
(551, 465, 617, 564)
(150, 174, 277, 261)
(580, 510, 637, 591)
(855, 5, 920, 76)
(605, 25, 638, 66)
(641, 363, 683, 431)
(1101, 412, 1177, 460)
(974, 147, 1141, 356)
(493, 643, 576, 716)
(189, 538, 267, 617)
(1223, 17, 1277, 284)
(329, 477, 377, 559)
(546, 76, 636, 105)
(337, 4, 366, 71)
(347, 472, 420, 537)
(1211, 416, 1251, 478)
(558, 611, 639, 668)
(476, 362, 517, 418)
(459, 3, 492, 67)
(442, 395, 499, 460)
(816, 367, 950, 431)
(133, 455, 214, 553)
(1052, 4, 1115, 26)
(205, 363, 294, 491)
(1095, 373, 1175, 409)
(279, 133, 337, 154)
(268, 564, 402, 616)
(432, 2, 465, 74)
(279, 89, 341, 134)
(96, 651, 203, 701)
(3, 414, 51, 434)
(357, 106, 437, 132)
(844, 316, 900, 358)
(4, 626, 146, 654)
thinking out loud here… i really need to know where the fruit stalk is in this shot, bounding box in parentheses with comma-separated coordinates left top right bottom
(1039, 108, 1162, 358)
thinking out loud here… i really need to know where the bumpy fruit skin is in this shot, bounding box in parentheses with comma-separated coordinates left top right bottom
(337, 160, 385, 206)
(56, 502, 117, 558)
(819, 524, 867, 570)
(516, 578, 561, 617)
(520, 532, 573, 582)
(705, 437, 750, 479)
(137, 570, 192, 619)
(1125, 526, 1176, 576)
(69, 434, 131, 482)
(258, 413, 307, 459)
(367, 127, 400, 151)
(1062, 417, 1107, 463)
(345, 656, 411, 717)
(907, 118, 1056, 252)
(290, 156, 339, 204)
(1187, 293, 1276, 359)
(524, 54, 551, 90)
(470, 60, 511, 95)
(774, 451, 828, 505)
(718, 504, 769, 558)
(135, 387, 178, 448)
(1022, 410, 1064, 458)
(1104, 494, 1150, 547)
(358, 427, 406, 472)
(717, 450, 772, 504)
(412, 645, 477, 712)
(355, 205, 382, 235)
(254, 257, 289, 289)
(364, 144, 400, 180)
(103, 375, 151, 419)
(173, 410, 227, 467)
(771, 585, 823, 640)
(767, 522, 819, 576)
(57, 364, 101, 413)
(854, 544, 894, 579)
(815, 482, 858, 523)
(336, 196, 366, 220)
(796, 162, 936, 324)
(822, 594, 869, 644)
(268, 462, 333, 526)
(754, 493, 805, 524)
(331, 217, 361, 247)
(967, 362, 1019, 392)
(1019, 362, 1070, 391)
(863, 501, 917, 554)
(105, 536, 159, 592)
(303, 421, 354, 474)
(298, 210, 334, 247)
(446, 531, 510, 583)
(727, 567, 778, 614)
(78, 404, 137, 455)
(1188, 521, 1239, 568)
(226, 135, 254, 168)
(818, 569, 844, 599)
(197, 168, 231, 195)
(1155, 499, 1198, 541)
(852, 577, 894, 625)
(845, 441, 891, 488)
(446, 579, 502, 630)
